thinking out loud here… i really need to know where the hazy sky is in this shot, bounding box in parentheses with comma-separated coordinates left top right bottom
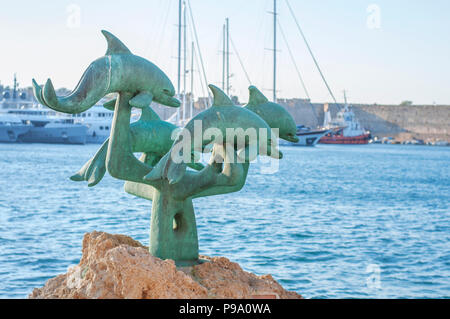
(1, 0, 449, 104)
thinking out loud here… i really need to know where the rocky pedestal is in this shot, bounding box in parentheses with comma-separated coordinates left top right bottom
(29, 231, 302, 299)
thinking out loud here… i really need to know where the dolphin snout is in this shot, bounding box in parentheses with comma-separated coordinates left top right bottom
(167, 96, 181, 108)
(156, 94, 181, 108)
(282, 133, 299, 143)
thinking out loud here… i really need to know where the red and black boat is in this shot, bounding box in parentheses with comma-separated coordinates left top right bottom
(319, 100, 371, 145)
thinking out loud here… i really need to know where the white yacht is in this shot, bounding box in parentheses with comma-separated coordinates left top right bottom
(279, 125, 330, 147)
(6, 107, 88, 144)
(69, 102, 114, 144)
(0, 113, 31, 143)
(1, 75, 89, 144)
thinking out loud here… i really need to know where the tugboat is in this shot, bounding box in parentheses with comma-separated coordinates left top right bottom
(319, 94, 371, 145)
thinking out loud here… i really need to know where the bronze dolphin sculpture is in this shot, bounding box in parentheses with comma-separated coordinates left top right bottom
(245, 86, 299, 143)
(144, 84, 282, 185)
(32, 30, 180, 113)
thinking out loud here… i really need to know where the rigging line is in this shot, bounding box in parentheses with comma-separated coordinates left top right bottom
(285, 0, 338, 105)
(229, 35, 252, 86)
(226, 18, 230, 95)
(186, 0, 211, 106)
(222, 24, 226, 91)
(154, 0, 173, 60)
(277, 20, 310, 100)
(279, 21, 320, 126)
(186, 12, 208, 108)
(177, 0, 182, 95)
(189, 20, 208, 109)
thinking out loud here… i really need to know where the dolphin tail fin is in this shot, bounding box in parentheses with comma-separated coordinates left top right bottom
(143, 152, 170, 182)
(167, 161, 187, 185)
(32, 79, 47, 106)
(70, 139, 109, 187)
(143, 151, 188, 184)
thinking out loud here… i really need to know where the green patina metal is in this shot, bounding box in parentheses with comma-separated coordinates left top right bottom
(70, 107, 203, 187)
(144, 84, 283, 185)
(32, 30, 180, 113)
(33, 30, 298, 266)
(245, 86, 299, 144)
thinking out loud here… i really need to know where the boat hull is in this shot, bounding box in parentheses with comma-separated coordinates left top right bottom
(86, 134, 109, 144)
(17, 125, 88, 145)
(319, 133, 371, 145)
(280, 130, 329, 147)
(0, 125, 31, 143)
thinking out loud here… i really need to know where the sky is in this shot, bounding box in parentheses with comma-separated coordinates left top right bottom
(1, 0, 449, 105)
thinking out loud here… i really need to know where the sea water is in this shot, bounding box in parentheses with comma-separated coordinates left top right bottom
(0, 143, 449, 299)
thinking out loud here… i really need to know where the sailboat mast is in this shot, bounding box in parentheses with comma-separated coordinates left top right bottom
(273, 0, 277, 102)
(190, 41, 195, 118)
(176, 0, 182, 122)
(222, 24, 227, 91)
(177, 0, 182, 96)
(183, 0, 187, 122)
(226, 18, 230, 96)
(13, 73, 18, 100)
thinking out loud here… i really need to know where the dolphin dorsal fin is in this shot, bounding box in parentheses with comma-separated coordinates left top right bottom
(101, 30, 132, 55)
(139, 107, 161, 122)
(248, 86, 269, 106)
(208, 84, 234, 107)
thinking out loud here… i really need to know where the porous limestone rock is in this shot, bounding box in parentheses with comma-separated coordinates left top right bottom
(29, 231, 302, 299)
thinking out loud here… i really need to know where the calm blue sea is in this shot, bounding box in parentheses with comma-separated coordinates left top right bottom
(0, 143, 449, 299)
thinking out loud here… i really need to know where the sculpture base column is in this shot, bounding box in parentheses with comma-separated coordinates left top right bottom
(149, 187, 200, 266)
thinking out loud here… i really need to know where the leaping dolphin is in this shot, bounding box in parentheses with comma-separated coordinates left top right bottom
(245, 86, 299, 143)
(32, 30, 180, 113)
(144, 84, 283, 185)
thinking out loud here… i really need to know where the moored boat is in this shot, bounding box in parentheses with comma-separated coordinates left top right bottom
(320, 126, 371, 144)
(7, 108, 88, 145)
(69, 102, 114, 144)
(1, 74, 89, 144)
(0, 113, 31, 143)
(319, 98, 371, 145)
(281, 125, 330, 147)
